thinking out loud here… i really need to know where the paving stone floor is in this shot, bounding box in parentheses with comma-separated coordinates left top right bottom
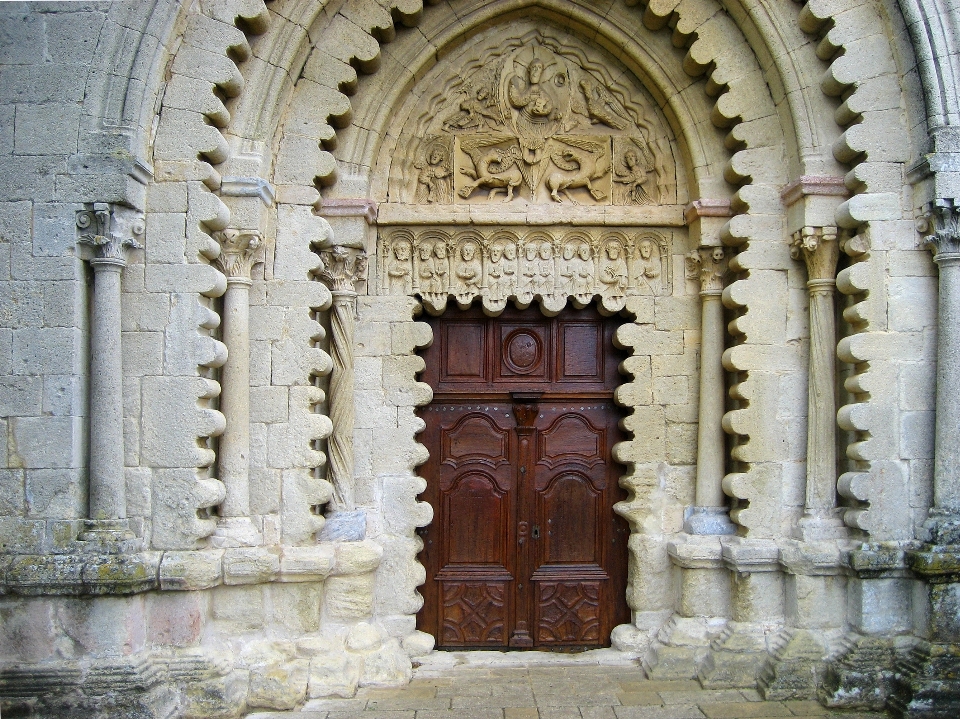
(246, 650, 890, 719)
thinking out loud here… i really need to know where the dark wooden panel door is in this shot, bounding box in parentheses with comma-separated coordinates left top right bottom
(417, 305, 629, 649)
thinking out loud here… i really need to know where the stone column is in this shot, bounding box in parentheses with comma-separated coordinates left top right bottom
(318, 245, 368, 516)
(897, 199, 960, 717)
(791, 226, 846, 540)
(76, 204, 143, 542)
(212, 229, 264, 546)
(684, 248, 734, 534)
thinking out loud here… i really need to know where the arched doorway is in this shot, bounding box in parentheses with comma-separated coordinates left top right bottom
(415, 304, 630, 648)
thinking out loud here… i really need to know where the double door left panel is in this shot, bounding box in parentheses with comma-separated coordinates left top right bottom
(421, 402, 517, 646)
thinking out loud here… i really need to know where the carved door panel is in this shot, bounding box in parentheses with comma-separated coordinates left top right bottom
(417, 306, 629, 648)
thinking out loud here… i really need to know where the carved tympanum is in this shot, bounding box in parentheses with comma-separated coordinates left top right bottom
(379, 227, 671, 313)
(390, 28, 676, 206)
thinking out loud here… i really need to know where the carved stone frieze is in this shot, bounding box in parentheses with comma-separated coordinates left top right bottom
(378, 226, 671, 314)
(389, 28, 677, 208)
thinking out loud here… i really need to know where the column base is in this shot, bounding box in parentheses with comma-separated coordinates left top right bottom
(643, 615, 727, 680)
(319, 510, 367, 542)
(698, 621, 772, 688)
(209, 517, 263, 548)
(758, 627, 841, 700)
(76, 519, 140, 552)
(890, 640, 960, 718)
(819, 633, 913, 711)
(683, 506, 736, 535)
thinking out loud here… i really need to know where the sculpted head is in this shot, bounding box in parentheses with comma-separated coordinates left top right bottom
(528, 59, 544, 84)
(578, 245, 591, 261)
(525, 244, 538, 260)
(539, 243, 552, 260)
(461, 243, 476, 261)
(419, 244, 432, 261)
(503, 243, 517, 260)
(394, 241, 410, 261)
(624, 149, 638, 168)
(712, 247, 725, 263)
(434, 242, 447, 259)
(490, 244, 503, 262)
(606, 243, 621, 260)
(563, 245, 575, 261)
(429, 147, 446, 165)
(639, 239, 653, 259)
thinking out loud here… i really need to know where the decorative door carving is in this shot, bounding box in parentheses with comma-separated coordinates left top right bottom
(417, 306, 629, 648)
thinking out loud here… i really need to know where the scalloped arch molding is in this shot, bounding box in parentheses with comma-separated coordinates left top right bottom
(1, 0, 959, 716)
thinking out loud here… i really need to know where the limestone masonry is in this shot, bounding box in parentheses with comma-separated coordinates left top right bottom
(1, 0, 960, 716)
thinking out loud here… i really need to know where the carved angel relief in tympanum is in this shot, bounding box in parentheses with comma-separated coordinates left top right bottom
(390, 29, 677, 207)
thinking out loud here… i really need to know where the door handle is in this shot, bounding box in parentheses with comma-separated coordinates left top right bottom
(532, 525, 540, 539)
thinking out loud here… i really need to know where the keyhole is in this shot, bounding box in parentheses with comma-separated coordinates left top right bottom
(532, 525, 540, 539)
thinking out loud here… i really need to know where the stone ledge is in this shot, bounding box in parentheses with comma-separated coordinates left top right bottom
(0, 541, 380, 596)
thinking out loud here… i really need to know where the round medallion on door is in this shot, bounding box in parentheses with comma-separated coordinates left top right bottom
(504, 329, 543, 375)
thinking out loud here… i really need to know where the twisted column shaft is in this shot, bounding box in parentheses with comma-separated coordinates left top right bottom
(328, 291, 357, 511)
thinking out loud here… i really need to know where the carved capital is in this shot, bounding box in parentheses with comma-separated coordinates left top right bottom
(212, 229, 264, 282)
(791, 226, 840, 284)
(318, 246, 369, 293)
(685, 247, 727, 295)
(917, 199, 960, 261)
(76, 203, 144, 266)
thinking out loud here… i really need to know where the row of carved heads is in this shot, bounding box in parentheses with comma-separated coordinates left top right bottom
(380, 228, 670, 314)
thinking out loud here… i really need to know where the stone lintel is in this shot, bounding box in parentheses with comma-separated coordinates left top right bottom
(667, 534, 724, 569)
(377, 202, 686, 227)
(721, 537, 780, 573)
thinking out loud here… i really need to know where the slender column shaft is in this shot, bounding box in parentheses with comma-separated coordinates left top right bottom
(328, 291, 356, 511)
(89, 259, 127, 520)
(934, 254, 960, 514)
(791, 227, 842, 537)
(695, 290, 726, 508)
(219, 278, 252, 517)
(805, 279, 838, 515)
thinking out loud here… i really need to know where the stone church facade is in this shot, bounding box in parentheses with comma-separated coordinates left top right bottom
(1, 0, 960, 716)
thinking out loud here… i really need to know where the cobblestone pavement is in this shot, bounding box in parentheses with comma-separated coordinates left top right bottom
(246, 650, 890, 719)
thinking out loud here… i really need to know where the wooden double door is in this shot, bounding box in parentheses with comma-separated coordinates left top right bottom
(417, 305, 629, 648)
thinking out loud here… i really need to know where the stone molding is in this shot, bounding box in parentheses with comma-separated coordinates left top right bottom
(684, 198, 734, 224)
(219, 176, 276, 206)
(780, 175, 848, 208)
(379, 225, 671, 314)
(0, 540, 382, 596)
(317, 198, 379, 224)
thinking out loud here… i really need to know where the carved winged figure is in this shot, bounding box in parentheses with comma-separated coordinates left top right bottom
(443, 63, 505, 132)
(545, 137, 609, 204)
(614, 139, 657, 205)
(459, 136, 527, 202)
(578, 78, 629, 130)
(414, 141, 453, 204)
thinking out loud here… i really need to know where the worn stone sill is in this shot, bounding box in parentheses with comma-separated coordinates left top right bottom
(0, 540, 382, 596)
